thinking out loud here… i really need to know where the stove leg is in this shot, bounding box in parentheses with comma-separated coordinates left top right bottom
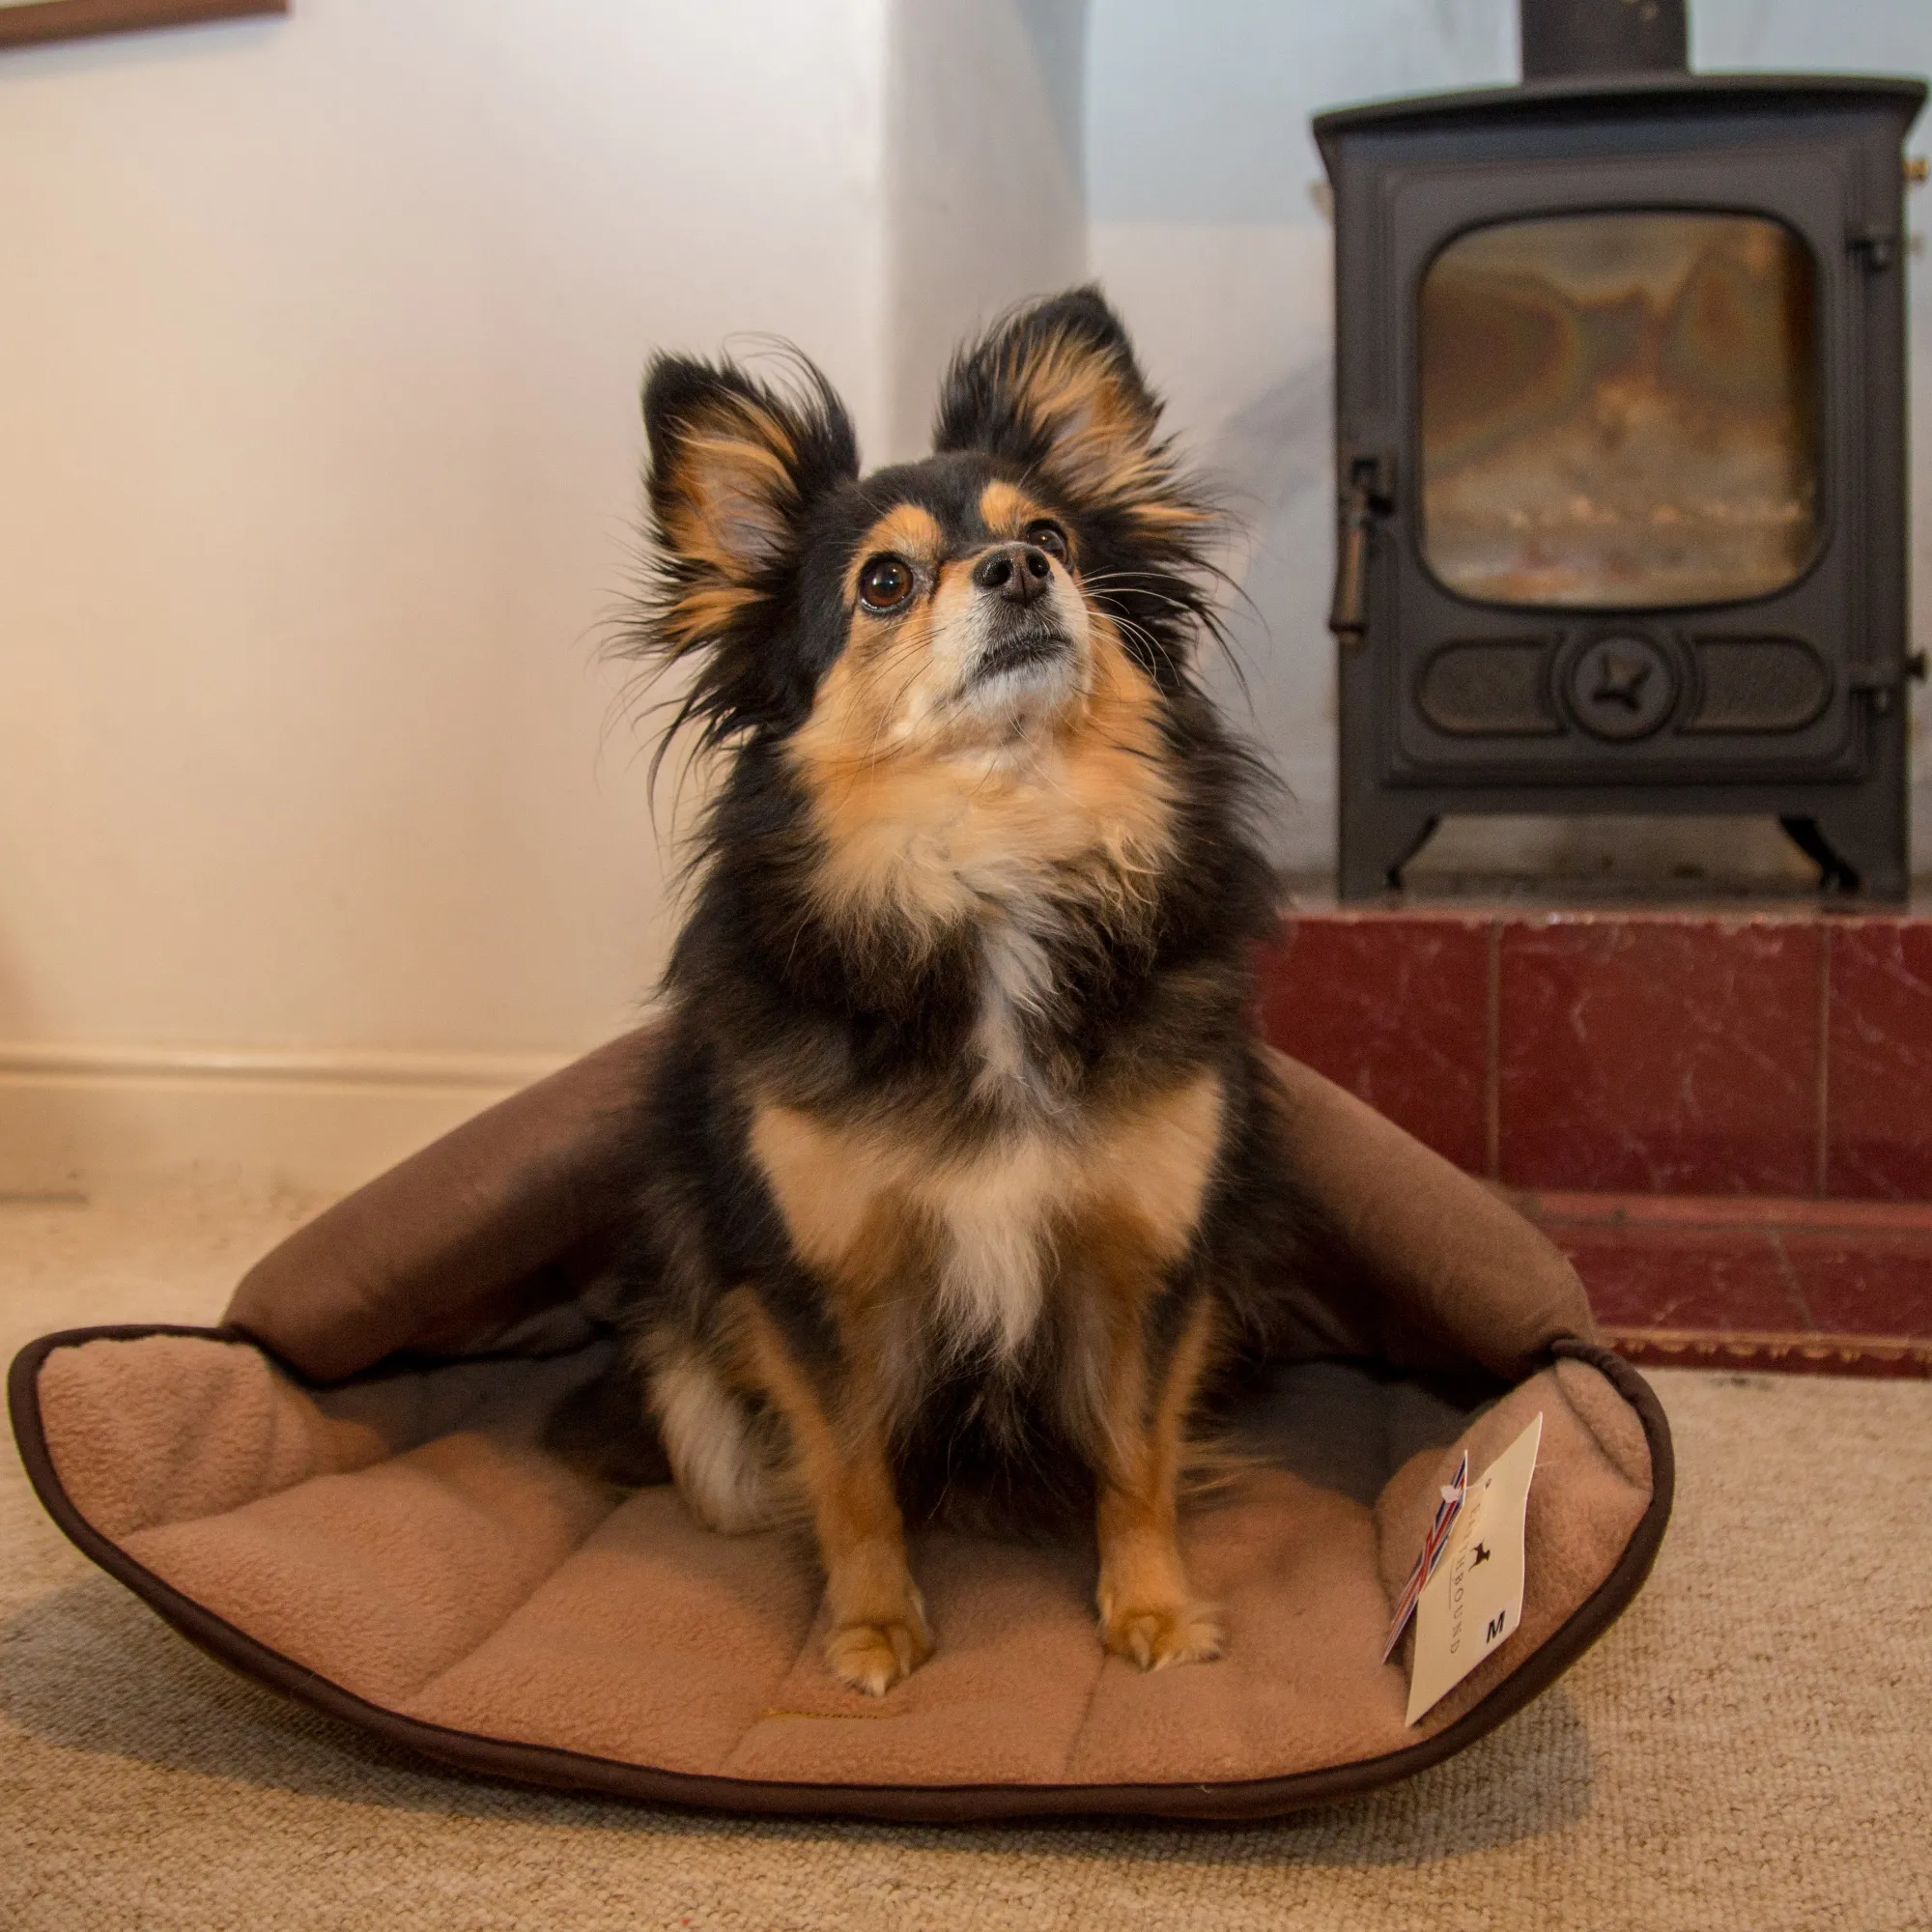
(1779, 816, 1860, 893)
(1338, 797, 1439, 899)
(1779, 807, 1908, 900)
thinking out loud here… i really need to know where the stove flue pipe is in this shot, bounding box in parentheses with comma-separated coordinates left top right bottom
(1520, 0, 1688, 81)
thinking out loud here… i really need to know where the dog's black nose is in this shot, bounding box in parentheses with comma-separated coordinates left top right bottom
(972, 542, 1053, 606)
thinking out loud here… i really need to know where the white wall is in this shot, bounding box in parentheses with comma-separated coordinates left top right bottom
(9, 1, 1924, 1194)
(1086, 0, 1932, 874)
(0, 0, 895, 1187)
(884, 0, 1088, 460)
(0, 0, 1095, 1193)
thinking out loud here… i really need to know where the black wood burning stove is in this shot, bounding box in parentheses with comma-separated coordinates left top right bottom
(1317, 0, 1925, 898)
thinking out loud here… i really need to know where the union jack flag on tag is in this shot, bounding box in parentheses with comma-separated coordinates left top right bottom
(1381, 1450, 1468, 1662)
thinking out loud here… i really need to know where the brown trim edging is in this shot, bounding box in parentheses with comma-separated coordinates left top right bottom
(9, 1325, 1672, 1825)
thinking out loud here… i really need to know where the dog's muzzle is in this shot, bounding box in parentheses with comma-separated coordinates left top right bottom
(973, 624, 1072, 686)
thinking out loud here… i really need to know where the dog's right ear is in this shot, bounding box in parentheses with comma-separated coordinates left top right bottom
(641, 355, 858, 658)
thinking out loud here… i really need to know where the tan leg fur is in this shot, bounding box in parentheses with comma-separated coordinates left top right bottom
(1073, 1220, 1225, 1671)
(724, 1289, 933, 1697)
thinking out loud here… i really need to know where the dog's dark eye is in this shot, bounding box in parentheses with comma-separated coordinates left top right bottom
(1024, 520, 1068, 562)
(857, 554, 915, 611)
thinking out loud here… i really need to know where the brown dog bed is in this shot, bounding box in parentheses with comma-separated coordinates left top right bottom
(10, 1033, 1669, 1823)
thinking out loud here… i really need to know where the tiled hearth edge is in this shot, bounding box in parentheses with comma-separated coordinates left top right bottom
(1517, 1190, 1932, 1380)
(1254, 906, 1932, 1378)
(1255, 906, 1932, 1202)
(1602, 1328, 1932, 1378)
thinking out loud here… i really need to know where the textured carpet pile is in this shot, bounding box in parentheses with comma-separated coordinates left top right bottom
(3, 1189, 1927, 1931)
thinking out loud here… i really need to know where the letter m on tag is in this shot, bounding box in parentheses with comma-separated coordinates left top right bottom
(1486, 1611, 1507, 1643)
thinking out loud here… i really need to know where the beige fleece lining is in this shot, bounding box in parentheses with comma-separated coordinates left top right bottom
(37, 1334, 1647, 1790)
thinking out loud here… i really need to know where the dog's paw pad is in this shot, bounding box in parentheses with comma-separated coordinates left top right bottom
(1100, 1601, 1224, 1671)
(826, 1613, 934, 1697)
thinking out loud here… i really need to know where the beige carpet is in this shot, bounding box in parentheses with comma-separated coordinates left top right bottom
(3, 1189, 1928, 1932)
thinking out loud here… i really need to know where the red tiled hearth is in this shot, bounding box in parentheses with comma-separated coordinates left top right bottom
(1255, 913, 1490, 1172)
(1255, 895, 1932, 1377)
(1826, 922, 1932, 1200)
(1779, 1227, 1932, 1338)
(1520, 1193, 1932, 1380)
(1542, 1218, 1807, 1332)
(1495, 917, 1821, 1196)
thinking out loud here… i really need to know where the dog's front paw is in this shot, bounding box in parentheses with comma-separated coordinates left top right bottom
(1098, 1598, 1224, 1671)
(825, 1601, 934, 1697)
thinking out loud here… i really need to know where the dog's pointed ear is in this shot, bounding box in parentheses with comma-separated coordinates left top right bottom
(642, 355, 858, 655)
(932, 287, 1204, 533)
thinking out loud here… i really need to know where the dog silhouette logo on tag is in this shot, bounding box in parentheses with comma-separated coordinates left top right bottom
(1405, 1412, 1543, 1726)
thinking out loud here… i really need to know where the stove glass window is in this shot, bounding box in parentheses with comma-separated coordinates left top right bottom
(1419, 211, 1819, 608)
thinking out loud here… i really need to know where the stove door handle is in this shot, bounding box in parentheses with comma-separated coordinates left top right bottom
(1327, 460, 1392, 644)
(1328, 485, 1374, 641)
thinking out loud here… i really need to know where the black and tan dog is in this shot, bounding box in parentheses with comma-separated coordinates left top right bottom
(616, 288, 1321, 1696)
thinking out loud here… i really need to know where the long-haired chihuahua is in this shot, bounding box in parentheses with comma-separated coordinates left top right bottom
(615, 287, 1320, 1695)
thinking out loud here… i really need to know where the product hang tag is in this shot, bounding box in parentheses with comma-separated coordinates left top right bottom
(1381, 1449, 1467, 1662)
(1404, 1411, 1544, 1727)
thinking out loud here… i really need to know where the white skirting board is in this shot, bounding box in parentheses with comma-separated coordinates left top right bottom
(0, 1043, 574, 1200)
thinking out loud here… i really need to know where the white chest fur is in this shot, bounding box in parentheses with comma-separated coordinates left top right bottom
(748, 1072, 1225, 1368)
(969, 910, 1056, 1105)
(927, 1131, 1061, 1358)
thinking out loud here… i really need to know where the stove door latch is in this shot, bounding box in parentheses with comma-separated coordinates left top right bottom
(1848, 652, 1928, 714)
(1849, 224, 1903, 271)
(1328, 453, 1395, 645)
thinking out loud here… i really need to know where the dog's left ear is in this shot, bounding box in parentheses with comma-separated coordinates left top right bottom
(642, 354, 858, 659)
(932, 287, 1203, 533)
